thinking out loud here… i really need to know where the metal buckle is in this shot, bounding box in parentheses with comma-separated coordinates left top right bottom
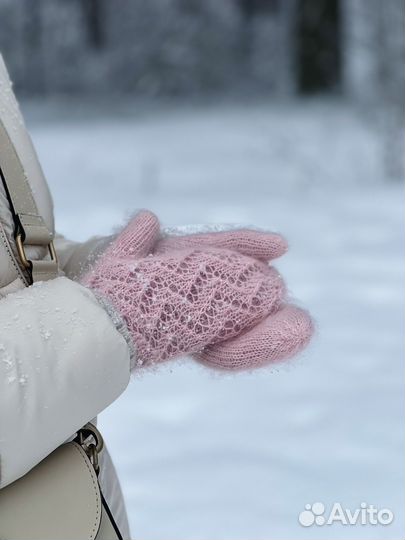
(15, 233, 57, 269)
(75, 423, 104, 475)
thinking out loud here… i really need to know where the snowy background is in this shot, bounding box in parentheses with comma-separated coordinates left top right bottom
(3, 0, 403, 538)
(21, 97, 404, 540)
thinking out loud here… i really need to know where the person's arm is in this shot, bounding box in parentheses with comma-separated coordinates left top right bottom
(54, 233, 114, 280)
(0, 276, 130, 488)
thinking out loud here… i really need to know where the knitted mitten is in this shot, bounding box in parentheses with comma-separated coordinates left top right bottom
(81, 210, 313, 370)
(155, 226, 288, 261)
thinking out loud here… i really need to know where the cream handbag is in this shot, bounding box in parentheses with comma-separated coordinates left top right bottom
(0, 424, 123, 540)
(0, 109, 123, 539)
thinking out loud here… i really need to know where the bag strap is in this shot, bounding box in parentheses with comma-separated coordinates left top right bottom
(0, 119, 58, 283)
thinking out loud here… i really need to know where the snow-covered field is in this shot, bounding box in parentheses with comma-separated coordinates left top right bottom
(25, 98, 404, 540)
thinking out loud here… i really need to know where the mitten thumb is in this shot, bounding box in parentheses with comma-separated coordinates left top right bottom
(106, 210, 160, 259)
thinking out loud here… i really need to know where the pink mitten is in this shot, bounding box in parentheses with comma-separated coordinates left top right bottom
(155, 226, 288, 261)
(81, 210, 313, 370)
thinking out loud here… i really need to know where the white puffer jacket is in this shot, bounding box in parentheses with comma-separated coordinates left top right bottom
(0, 56, 131, 537)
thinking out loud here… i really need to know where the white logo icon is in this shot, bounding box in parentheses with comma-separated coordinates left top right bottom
(298, 502, 394, 527)
(298, 502, 325, 527)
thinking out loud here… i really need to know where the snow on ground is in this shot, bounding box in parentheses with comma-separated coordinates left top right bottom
(24, 98, 403, 540)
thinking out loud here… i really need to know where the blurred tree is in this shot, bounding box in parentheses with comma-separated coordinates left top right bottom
(238, 0, 279, 19)
(0, 0, 23, 88)
(236, 0, 294, 95)
(23, 0, 46, 93)
(296, 0, 341, 93)
(377, 0, 404, 181)
(342, 0, 404, 181)
(82, 0, 105, 49)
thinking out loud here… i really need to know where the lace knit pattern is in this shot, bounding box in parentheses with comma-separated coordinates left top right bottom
(83, 247, 285, 366)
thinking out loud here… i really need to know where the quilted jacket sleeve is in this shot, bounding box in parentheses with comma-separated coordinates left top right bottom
(0, 277, 131, 488)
